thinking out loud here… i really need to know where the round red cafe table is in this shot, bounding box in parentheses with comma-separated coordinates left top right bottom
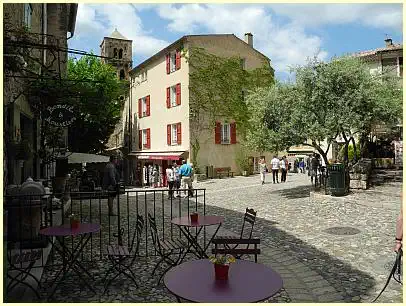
(164, 259, 283, 303)
(171, 215, 224, 261)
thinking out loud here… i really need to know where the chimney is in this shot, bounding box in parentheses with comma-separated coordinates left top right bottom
(385, 37, 393, 47)
(245, 33, 253, 47)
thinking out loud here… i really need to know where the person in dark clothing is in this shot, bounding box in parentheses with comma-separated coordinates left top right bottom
(103, 156, 119, 216)
(311, 154, 320, 184)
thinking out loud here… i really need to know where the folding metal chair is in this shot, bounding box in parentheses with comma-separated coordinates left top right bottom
(148, 213, 186, 284)
(215, 208, 257, 260)
(211, 238, 261, 262)
(102, 214, 144, 294)
(7, 248, 42, 300)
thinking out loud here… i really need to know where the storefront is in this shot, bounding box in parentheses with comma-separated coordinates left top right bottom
(130, 151, 188, 187)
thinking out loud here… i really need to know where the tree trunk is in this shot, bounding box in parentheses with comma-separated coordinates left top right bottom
(191, 138, 201, 173)
(350, 137, 357, 163)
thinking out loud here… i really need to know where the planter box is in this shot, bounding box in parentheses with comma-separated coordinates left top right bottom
(372, 158, 395, 169)
(349, 173, 368, 181)
(350, 180, 368, 190)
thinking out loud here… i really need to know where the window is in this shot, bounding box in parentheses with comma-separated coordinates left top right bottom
(171, 86, 177, 107)
(170, 52, 177, 72)
(23, 4, 32, 29)
(119, 69, 125, 80)
(142, 97, 147, 116)
(221, 123, 231, 144)
(171, 124, 178, 145)
(141, 70, 147, 82)
(240, 58, 246, 70)
(114, 48, 118, 58)
(142, 129, 149, 148)
(119, 49, 123, 59)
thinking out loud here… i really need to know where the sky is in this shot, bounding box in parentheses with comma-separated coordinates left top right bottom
(69, 3, 403, 81)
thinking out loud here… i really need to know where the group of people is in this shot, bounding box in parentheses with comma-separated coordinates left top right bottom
(165, 160, 194, 199)
(258, 156, 289, 184)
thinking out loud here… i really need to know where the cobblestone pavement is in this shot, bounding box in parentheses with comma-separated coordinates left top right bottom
(36, 173, 402, 303)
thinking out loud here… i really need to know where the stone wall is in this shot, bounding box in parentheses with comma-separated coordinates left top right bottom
(349, 158, 372, 190)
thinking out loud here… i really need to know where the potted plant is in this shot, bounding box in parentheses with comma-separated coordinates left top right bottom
(70, 213, 79, 230)
(209, 254, 236, 281)
(235, 147, 251, 177)
(190, 212, 199, 223)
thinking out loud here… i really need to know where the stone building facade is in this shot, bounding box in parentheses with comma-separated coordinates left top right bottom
(3, 3, 78, 186)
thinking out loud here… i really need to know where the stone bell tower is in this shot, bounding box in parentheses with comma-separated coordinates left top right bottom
(100, 28, 132, 80)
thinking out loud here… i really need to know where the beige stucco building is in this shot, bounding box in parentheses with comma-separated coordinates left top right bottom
(127, 34, 275, 185)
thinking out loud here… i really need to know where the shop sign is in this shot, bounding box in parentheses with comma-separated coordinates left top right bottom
(44, 105, 76, 127)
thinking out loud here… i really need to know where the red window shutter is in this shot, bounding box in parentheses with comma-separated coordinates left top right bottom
(176, 50, 181, 70)
(146, 95, 150, 116)
(166, 54, 170, 74)
(138, 99, 142, 118)
(146, 128, 151, 149)
(167, 124, 171, 145)
(138, 130, 142, 149)
(215, 122, 221, 144)
(230, 122, 237, 144)
(177, 123, 182, 145)
(176, 83, 181, 106)
(166, 87, 171, 108)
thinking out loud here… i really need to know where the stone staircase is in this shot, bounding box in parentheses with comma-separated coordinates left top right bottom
(369, 168, 403, 186)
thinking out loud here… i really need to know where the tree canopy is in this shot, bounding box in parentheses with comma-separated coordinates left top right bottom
(67, 55, 128, 153)
(245, 56, 402, 165)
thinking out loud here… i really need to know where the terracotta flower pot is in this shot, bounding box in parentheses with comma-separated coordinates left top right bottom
(214, 263, 229, 281)
(190, 213, 199, 223)
(70, 219, 80, 230)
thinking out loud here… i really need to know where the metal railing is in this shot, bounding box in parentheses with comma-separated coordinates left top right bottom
(4, 185, 207, 270)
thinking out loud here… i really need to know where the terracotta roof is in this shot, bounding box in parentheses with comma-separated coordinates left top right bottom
(108, 28, 128, 40)
(129, 34, 272, 75)
(353, 44, 403, 58)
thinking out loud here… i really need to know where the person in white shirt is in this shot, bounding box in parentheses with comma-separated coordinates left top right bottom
(166, 165, 175, 199)
(258, 157, 267, 185)
(280, 157, 287, 182)
(172, 162, 181, 197)
(271, 156, 280, 184)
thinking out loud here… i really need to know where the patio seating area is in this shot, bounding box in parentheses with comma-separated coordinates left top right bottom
(5, 187, 289, 303)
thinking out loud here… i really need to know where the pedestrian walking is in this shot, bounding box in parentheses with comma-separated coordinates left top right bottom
(271, 155, 280, 184)
(299, 159, 305, 173)
(102, 155, 119, 216)
(172, 162, 181, 197)
(179, 160, 193, 198)
(280, 156, 287, 182)
(166, 165, 175, 199)
(152, 165, 159, 188)
(258, 157, 267, 185)
(306, 155, 311, 176)
(311, 154, 320, 184)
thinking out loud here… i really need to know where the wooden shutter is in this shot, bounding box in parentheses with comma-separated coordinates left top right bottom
(167, 124, 171, 145)
(176, 50, 181, 70)
(215, 122, 221, 144)
(166, 87, 171, 108)
(146, 95, 150, 116)
(138, 99, 142, 118)
(177, 123, 182, 145)
(176, 83, 181, 106)
(166, 54, 170, 74)
(146, 128, 151, 149)
(230, 122, 237, 144)
(138, 130, 142, 149)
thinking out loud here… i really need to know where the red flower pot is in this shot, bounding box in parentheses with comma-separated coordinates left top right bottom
(71, 219, 80, 230)
(214, 263, 229, 281)
(190, 213, 199, 223)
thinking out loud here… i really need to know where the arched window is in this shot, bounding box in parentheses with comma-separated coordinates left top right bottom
(119, 49, 123, 59)
(119, 69, 125, 80)
(113, 48, 118, 58)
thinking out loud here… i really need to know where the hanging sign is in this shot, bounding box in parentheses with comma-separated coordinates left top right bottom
(43, 105, 76, 127)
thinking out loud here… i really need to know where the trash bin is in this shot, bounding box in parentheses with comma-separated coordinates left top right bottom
(328, 163, 346, 196)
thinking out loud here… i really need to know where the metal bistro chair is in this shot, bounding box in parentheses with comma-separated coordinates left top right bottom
(102, 214, 144, 294)
(7, 248, 42, 300)
(148, 213, 186, 284)
(213, 208, 258, 260)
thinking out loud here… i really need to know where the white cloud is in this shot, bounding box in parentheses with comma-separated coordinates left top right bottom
(74, 4, 169, 57)
(156, 4, 328, 73)
(269, 4, 402, 32)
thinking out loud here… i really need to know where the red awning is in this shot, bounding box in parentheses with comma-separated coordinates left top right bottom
(129, 151, 186, 161)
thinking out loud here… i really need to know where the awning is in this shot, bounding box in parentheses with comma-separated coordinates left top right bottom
(129, 151, 186, 161)
(67, 152, 110, 164)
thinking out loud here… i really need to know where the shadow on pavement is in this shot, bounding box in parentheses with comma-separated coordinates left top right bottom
(203, 203, 377, 302)
(277, 185, 311, 199)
